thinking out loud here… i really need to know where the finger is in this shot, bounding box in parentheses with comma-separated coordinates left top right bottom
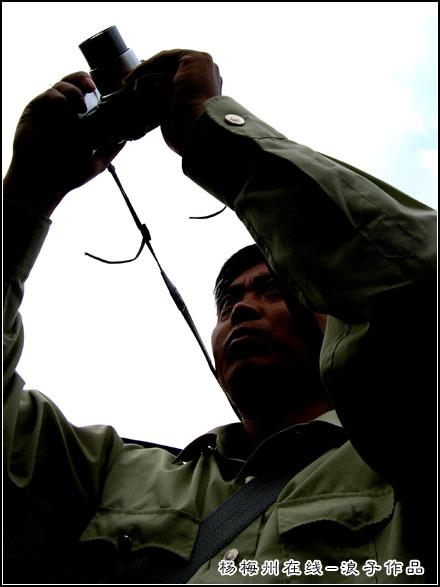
(50, 81, 89, 113)
(60, 70, 97, 93)
(124, 49, 191, 82)
(26, 82, 87, 119)
(137, 49, 187, 71)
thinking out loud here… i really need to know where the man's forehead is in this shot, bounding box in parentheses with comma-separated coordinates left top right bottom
(229, 262, 271, 288)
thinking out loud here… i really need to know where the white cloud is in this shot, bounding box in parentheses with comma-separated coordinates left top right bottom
(418, 148, 438, 173)
(417, 149, 439, 202)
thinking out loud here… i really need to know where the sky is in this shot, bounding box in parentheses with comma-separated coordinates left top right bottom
(2, 2, 438, 449)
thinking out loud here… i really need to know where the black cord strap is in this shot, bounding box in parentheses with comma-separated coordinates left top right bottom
(189, 205, 226, 220)
(85, 164, 217, 380)
(84, 238, 146, 264)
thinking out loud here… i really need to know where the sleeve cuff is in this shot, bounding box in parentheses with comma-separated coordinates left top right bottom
(182, 96, 289, 208)
(3, 198, 52, 281)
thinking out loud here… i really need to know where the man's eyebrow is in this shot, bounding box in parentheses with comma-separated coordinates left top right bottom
(217, 282, 243, 305)
(252, 273, 276, 287)
(217, 272, 276, 305)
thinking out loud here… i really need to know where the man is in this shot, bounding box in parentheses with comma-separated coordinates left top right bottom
(3, 51, 437, 583)
(212, 244, 331, 450)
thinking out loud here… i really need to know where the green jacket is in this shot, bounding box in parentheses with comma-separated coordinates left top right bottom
(3, 97, 436, 584)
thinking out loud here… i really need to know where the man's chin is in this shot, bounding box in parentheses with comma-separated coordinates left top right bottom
(222, 355, 277, 386)
(221, 359, 284, 409)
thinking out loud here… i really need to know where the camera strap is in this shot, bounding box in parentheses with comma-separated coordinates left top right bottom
(85, 163, 218, 380)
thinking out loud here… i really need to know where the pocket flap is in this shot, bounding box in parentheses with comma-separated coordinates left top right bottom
(79, 507, 200, 560)
(278, 490, 394, 534)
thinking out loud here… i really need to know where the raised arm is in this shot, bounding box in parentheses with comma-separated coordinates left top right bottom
(3, 72, 126, 533)
(138, 50, 437, 498)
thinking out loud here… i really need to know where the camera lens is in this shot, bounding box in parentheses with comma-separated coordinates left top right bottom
(79, 25, 139, 96)
(79, 26, 128, 70)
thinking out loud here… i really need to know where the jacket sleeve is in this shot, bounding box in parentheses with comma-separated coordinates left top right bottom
(3, 198, 123, 520)
(182, 96, 437, 497)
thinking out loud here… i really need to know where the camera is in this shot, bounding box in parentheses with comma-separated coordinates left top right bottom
(78, 26, 170, 149)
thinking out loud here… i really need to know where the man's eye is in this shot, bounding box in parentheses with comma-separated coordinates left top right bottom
(261, 278, 280, 294)
(219, 296, 234, 312)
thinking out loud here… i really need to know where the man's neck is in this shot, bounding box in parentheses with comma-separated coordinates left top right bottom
(239, 399, 332, 450)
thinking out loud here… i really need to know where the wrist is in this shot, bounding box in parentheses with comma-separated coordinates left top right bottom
(3, 164, 66, 218)
(163, 99, 209, 156)
(3, 196, 52, 283)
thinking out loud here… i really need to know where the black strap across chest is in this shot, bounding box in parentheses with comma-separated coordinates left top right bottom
(160, 470, 294, 584)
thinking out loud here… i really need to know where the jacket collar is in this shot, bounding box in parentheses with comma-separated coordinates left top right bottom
(174, 410, 344, 463)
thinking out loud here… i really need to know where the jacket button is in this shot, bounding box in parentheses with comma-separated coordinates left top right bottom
(224, 548, 239, 561)
(117, 534, 133, 553)
(225, 114, 245, 126)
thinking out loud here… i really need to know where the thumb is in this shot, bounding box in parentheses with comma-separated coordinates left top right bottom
(90, 141, 126, 177)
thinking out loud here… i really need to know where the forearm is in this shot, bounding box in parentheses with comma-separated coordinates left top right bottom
(2, 196, 124, 508)
(183, 96, 437, 321)
(3, 198, 51, 387)
(3, 161, 65, 218)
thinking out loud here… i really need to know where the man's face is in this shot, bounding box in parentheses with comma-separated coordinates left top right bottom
(211, 262, 322, 416)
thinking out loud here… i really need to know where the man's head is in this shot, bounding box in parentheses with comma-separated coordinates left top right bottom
(211, 245, 328, 421)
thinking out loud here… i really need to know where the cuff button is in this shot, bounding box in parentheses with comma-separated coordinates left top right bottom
(225, 114, 245, 126)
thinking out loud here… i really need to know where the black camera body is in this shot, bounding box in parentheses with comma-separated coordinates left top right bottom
(79, 26, 169, 149)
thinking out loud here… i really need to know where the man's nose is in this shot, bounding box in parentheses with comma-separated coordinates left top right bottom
(230, 298, 262, 327)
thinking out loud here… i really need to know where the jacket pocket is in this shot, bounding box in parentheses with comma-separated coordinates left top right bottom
(278, 490, 394, 534)
(79, 506, 200, 557)
(277, 490, 395, 583)
(76, 506, 200, 583)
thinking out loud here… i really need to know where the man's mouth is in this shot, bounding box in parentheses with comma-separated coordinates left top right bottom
(225, 327, 269, 350)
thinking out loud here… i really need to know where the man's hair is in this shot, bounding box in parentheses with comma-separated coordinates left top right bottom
(214, 244, 267, 310)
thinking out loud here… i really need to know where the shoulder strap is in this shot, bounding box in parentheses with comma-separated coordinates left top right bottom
(160, 471, 293, 584)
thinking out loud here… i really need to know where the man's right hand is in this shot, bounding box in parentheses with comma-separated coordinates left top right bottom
(3, 72, 125, 217)
(125, 50, 222, 156)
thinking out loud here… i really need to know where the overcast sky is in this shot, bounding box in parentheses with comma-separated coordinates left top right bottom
(3, 2, 438, 449)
